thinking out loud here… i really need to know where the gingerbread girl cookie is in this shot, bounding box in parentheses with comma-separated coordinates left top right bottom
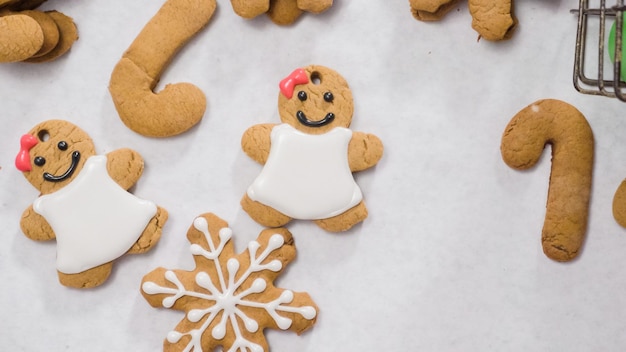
(241, 65, 383, 232)
(15, 120, 168, 288)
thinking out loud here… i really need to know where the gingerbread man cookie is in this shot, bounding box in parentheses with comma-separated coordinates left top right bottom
(241, 65, 383, 232)
(231, 0, 333, 25)
(0, 1, 78, 63)
(15, 120, 168, 288)
(141, 213, 318, 351)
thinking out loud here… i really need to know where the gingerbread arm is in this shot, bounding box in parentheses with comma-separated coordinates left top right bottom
(348, 131, 383, 172)
(241, 123, 276, 165)
(20, 205, 55, 241)
(106, 148, 144, 190)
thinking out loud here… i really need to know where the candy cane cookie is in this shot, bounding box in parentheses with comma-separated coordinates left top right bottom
(501, 99, 594, 262)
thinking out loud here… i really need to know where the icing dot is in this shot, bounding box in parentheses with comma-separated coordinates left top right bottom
(268, 234, 285, 250)
(279, 290, 294, 303)
(250, 278, 267, 293)
(193, 217, 209, 233)
(275, 315, 293, 330)
(266, 259, 282, 272)
(190, 244, 204, 255)
(227, 258, 240, 276)
(162, 296, 177, 308)
(212, 323, 227, 340)
(248, 241, 261, 255)
(219, 227, 233, 242)
(141, 281, 160, 294)
(195, 271, 218, 293)
(166, 331, 183, 343)
(299, 306, 317, 320)
(165, 270, 177, 282)
(187, 309, 206, 323)
(34, 156, 46, 167)
(244, 317, 259, 333)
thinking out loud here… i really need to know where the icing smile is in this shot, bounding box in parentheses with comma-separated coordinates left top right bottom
(44, 151, 81, 182)
(296, 111, 335, 127)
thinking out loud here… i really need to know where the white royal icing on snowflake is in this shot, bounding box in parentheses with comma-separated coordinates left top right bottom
(142, 216, 317, 352)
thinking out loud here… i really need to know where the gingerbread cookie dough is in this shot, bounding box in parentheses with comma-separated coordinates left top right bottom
(501, 99, 594, 262)
(16, 120, 168, 288)
(141, 213, 318, 351)
(241, 65, 383, 232)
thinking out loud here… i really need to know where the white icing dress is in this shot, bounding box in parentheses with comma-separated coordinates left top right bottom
(33, 155, 157, 274)
(247, 123, 362, 220)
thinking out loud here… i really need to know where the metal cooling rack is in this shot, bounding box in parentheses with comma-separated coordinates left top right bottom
(573, 0, 626, 101)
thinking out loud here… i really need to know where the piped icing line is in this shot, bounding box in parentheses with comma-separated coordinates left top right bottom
(141, 216, 317, 352)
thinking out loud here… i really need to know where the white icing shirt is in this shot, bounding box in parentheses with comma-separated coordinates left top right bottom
(34, 155, 157, 274)
(247, 124, 362, 220)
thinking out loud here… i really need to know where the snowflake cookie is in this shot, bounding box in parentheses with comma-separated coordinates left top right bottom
(141, 213, 318, 352)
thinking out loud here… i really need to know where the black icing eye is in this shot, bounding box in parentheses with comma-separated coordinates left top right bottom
(323, 92, 334, 103)
(297, 91, 307, 101)
(57, 141, 68, 151)
(34, 156, 46, 167)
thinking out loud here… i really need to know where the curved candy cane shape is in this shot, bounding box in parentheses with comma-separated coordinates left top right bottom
(109, 0, 216, 137)
(501, 99, 594, 262)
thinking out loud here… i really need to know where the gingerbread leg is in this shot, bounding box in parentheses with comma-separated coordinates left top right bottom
(241, 194, 292, 227)
(57, 262, 113, 289)
(267, 0, 302, 25)
(314, 201, 368, 232)
(128, 206, 168, 254)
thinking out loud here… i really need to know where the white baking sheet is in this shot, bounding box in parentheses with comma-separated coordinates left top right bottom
(3, 0, 626, 351)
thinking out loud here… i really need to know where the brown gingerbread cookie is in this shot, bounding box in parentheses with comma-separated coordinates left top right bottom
(501, 99, 594, 261)
(0, 1, 77, 63)
(141, 213, 318, 351)
(409, 0, 515, 41)
(241, 65, 383, 232)
(108, 0, 217, 138)
(231, 0, 333, 25)
(15, 120, 168, 288)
